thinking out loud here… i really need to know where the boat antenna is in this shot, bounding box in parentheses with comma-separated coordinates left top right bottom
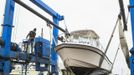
(41, 28, 43, 37)
(47, 21, 52, 75)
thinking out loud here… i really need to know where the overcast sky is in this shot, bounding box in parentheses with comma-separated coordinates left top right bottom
(0, 0, 132, 74)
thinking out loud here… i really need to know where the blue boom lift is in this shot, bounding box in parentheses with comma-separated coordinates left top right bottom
(0, 0, 69, 75)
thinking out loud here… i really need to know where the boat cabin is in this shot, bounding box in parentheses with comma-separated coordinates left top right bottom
(66, 30, 104, 51)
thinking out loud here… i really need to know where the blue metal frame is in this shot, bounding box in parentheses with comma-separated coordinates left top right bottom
(51, 17, 59, 74)
(2, 0, 15, 57)
(130, 0, 134, 75)
(31, 0, 64, 74)
(0, 0, 63, 75)
(30, 0, 64, 21)
(1, 0, 15, 75)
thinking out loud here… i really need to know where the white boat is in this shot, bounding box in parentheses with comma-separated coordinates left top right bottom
(55, 30, 112, 75)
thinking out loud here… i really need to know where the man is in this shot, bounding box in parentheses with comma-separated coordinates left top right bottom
(26, 28, 36, 54)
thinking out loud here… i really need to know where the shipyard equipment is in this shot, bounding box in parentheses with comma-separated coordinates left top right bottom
(0, 0, 68, 75)
(1, 0, 134, 75)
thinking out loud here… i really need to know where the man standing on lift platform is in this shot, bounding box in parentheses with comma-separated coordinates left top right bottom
(26, 28, 36, 54)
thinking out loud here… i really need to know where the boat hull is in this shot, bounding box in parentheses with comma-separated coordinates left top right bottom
(55, 43, 112, 74)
